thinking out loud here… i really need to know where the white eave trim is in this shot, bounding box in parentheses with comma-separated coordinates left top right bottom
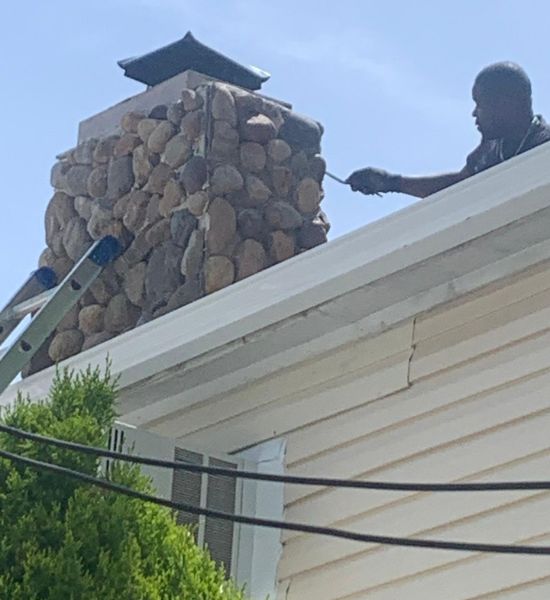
(4, 143, 550, 409)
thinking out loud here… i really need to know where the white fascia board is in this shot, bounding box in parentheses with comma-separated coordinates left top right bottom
(4, 143, 550, 410)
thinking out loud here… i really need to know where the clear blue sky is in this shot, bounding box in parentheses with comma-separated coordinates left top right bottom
(1, 0, 548, 307)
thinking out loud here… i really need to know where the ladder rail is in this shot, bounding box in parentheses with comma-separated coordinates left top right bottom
(0, 236, 120, 396)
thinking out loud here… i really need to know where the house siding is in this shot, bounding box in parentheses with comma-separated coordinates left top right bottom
(152, 261, 550, 599)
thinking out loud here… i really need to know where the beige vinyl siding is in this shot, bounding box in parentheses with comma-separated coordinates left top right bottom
(168, 261, 550, 600)
(171, 322, 414, 451)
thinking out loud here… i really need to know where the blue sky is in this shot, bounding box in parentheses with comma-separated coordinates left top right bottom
(0, 0, 548, 307)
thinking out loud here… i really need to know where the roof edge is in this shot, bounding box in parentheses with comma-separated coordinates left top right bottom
(5, 143, 550, 413)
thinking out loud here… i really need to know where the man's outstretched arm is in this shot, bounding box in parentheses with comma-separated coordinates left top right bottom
(397, 169, 470, 198)
(346, 166, 471, 198)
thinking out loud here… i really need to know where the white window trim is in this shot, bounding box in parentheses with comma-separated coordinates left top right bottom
(234, 438, 286, 600)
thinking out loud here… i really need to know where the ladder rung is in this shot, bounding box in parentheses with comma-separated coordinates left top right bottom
(0, 286, 58, 324)
(0, 267, 58, 347)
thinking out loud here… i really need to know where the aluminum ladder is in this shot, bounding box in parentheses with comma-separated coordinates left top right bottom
(0, 236, 121, 396)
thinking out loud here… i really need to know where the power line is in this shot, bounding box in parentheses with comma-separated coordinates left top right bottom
(1, 447, 549, 556)
(1, 422, 550, 493)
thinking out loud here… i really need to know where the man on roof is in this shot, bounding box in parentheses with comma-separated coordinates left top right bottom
(346, 62, 550, 198)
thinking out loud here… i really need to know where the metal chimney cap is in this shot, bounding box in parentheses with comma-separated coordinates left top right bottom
(118, 31, 270, 90)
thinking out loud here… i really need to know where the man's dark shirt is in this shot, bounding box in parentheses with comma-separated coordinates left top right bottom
(466, 115, 550, 175)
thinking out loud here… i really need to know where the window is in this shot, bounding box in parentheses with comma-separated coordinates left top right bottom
(108, 422, 284, 599)
(171, 447, 241, 572)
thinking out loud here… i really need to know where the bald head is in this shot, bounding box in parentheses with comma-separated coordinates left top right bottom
(475, 62, 532, 104)
(472, 62, 534, 140)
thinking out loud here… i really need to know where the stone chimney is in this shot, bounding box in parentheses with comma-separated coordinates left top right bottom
(29, 34, 329, 374)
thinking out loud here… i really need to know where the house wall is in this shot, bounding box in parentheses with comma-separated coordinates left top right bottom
(162, 258, 550, 599)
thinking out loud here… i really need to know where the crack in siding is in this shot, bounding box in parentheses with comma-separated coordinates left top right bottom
(406, 317, 417, 387)
(284, 577, 293, 600)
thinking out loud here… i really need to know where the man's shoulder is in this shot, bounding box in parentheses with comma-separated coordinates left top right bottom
(465, 140, 500, 175)
(526, 115, 550, 149)
(535, 115, 550, 135)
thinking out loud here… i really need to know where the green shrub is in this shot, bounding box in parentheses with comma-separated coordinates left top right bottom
(0, 365, 245, 600)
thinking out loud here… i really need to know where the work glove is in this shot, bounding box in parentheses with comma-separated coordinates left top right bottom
(346, 167, 401, 195)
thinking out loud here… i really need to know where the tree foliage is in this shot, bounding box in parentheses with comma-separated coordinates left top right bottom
(0, 366, 245, 600)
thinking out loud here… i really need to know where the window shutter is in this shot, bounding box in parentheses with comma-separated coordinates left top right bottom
(204, 457, 238, 573)
(171, 447, 239, 574)
(172, 447, 203, 530)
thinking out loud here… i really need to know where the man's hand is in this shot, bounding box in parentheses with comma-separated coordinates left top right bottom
(346, 168, 401, 195)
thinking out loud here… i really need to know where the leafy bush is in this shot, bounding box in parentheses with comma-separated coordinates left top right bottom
(0, 365, 245, 600)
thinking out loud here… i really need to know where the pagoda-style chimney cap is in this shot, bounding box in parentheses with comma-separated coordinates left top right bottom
(118, 31, 270, 90)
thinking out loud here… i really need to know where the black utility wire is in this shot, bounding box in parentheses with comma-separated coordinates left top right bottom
(0, 447, 548, 556)
(1, 422, 550, 492)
